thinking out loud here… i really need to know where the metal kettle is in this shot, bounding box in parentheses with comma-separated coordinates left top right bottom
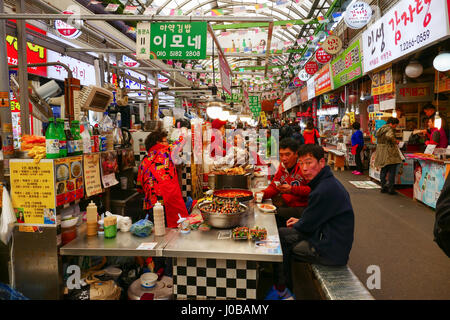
(121, 127, 132, 148)
(113, 125, 124, 147)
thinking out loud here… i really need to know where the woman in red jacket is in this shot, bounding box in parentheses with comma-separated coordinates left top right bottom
(303, 119, 320, 145)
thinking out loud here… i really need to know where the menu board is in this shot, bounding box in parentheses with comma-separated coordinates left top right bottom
(101, 151, 119, 188)
(10, 159, 56, 225)
(55, 156, 84, 206)
(371, 64, 394, 95)
(83, 154, 102, 197)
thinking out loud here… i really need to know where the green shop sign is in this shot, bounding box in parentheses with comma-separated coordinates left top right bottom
(224, 92, 243, 103)
(249, 95, 261, 116)
(330, 39, 362, 89)
(149, 22, 207, 60)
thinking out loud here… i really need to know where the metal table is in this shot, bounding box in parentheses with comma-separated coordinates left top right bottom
(164, 200, 281, 300)
(60, 224, 177, 257)
(164, 201, 281, 262)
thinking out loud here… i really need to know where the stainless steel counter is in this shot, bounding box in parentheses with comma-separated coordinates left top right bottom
(60, 224, 177, 257)
(163, 201, 282, 262)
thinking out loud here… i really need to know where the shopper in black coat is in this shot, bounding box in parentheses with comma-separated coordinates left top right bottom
(434, 174, 450, 258)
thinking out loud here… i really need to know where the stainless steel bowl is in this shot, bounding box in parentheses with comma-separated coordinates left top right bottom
(198, 201, 248, 229)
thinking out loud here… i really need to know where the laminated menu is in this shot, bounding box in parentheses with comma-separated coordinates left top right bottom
(55, 156, 84, 206)
(83, 154, 102, 197)
(100, 151, 119, 188)
(10, 159, 56, 225)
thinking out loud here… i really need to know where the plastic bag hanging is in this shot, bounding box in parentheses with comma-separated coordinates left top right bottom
(0, 187, 17, 245)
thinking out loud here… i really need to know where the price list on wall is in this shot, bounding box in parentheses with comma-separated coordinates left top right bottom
(10, 159, 56, 225)
(83, 154, 102, 197)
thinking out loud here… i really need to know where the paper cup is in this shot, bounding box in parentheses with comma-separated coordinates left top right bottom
(256, 192, 263, 203)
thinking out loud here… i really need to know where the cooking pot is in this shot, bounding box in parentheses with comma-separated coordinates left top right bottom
(213, 173, 251, 190)
(198, 201, 249, 229)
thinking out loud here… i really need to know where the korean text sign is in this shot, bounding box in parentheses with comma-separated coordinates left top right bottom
(149, 22, 207, 60)
(315, 63, 333, 96)
(330, 39, 362, 89)
(362, 0, 450, 73)
(10, 159, 56, 225)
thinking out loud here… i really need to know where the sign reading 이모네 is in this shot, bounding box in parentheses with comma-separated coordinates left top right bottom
(362, 0, 450, 73)
(148, 22, 207, 60)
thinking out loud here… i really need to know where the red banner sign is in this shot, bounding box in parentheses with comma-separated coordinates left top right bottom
(315, 48, 332, 64)
(305, 61, 319, 75)
(6, 22, 47, 77)
(315, 64, 332, 96)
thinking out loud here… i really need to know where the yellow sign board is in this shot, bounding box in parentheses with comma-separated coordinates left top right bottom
(261, 111, 267, 127)
(10, 159, 56, 225)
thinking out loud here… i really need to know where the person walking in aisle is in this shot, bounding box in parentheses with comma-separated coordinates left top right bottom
(374, 117, 402, 195)
(351, 122, 364, 175)
(302, 119, 320, 145)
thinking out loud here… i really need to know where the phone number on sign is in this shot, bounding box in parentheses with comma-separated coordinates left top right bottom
(399, 30, 431, 52)
(157, 51, 202, 57)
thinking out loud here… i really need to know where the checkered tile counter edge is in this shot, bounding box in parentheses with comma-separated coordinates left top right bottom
(173, 257, 258, 300)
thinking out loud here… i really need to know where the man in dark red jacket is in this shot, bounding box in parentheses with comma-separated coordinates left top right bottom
(262, 138, 311, 227)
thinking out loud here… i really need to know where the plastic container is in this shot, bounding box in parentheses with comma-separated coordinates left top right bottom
(153, 202, 166, 236)
(98, 215, 104, 236)
(45, 118, 60, 159)
(104, 266, 122, 281)
(177, 214, 190, 234)
(140, 273, 158, 288)
(104, 216, 117, 239)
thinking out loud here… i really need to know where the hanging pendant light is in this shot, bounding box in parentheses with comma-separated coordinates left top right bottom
(392, 108, 397, 118)
(435, 111, 442, 130)
(433, 51, 450, 72)
(405, 60, 423, 78)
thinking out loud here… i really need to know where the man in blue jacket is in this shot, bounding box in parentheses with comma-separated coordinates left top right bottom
(266, 144, 355, 300)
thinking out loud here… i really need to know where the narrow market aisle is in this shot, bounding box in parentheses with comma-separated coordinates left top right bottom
(333, 170, 450, 300)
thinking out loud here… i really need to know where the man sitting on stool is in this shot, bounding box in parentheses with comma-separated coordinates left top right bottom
(266, 144, 355, 300)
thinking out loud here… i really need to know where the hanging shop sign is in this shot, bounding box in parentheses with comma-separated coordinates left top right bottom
(224, 91, 243, 103)
(249, 95, 261, 116)
(219, 51, 232, 95)
(122, 55, 139, 68)
(307, 77, 316, 100)
(148, 22, 207, 60)
(371, 64, 394, 96)
(315, 47, 332, 64)
(10, 160, 56, 225)
(157, 73, 170, 84)
(396, 82, 434, 103)
(322, 35, 343, 55)
(298, 69, 310, 81)
(344, 1, 373, 29)
(315, 63, 333, 96)
(293, 77, 303, 87)
(435, 70, 450, 93)
(362, 0, 450, 73)
(54, 11, 83, 39)
(300, 86, 308, 102)
(305, 61, 319, 75)
(330, 39, 362, 89)
(379, 93, 396, 111)
(47, 51, 95, 86)
(6, 23, 47, 77)
(282, 95, 293, 112)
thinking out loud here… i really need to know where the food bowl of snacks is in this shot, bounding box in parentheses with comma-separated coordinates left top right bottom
(198, 197, 248, 229)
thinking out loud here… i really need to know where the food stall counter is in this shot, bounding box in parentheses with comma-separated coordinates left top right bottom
(60, 223, 178, 257)
(406, 154, 450, 209)
(163, 200, 281, 300)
